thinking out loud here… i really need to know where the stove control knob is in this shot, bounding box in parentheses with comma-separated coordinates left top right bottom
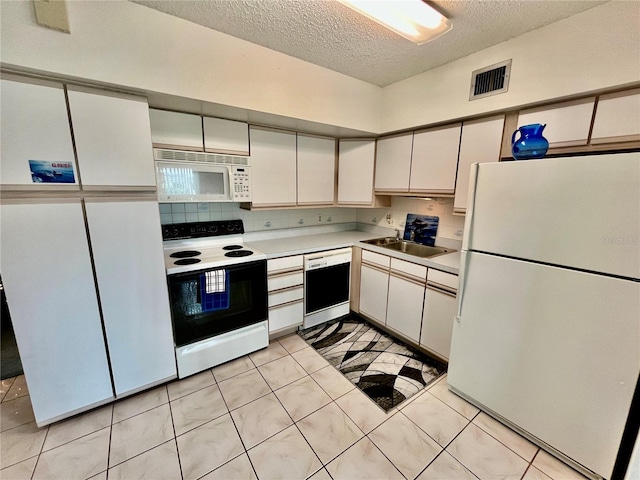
(164, 226, 179, 238)
(208, 225, 219, 233)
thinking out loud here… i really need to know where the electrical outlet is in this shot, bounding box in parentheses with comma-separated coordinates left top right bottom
(318, 215, 322, 222)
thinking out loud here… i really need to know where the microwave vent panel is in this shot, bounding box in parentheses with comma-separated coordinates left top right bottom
(469, 59, 512, 100)
(153, 149, 249, 166)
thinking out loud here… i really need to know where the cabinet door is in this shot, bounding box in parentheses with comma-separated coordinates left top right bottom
(0, 77, 78, 188)
(517, 98, 595, 148)
(420, 287, 457, 360)
(250, 127, 297, 207)
(454, 115, 505, 213)
(297, 134, 336, 205)
(374, 133, 413, 192)
(68, 88, 156, 188)
(591, 89, 640, 144)
(338, 140, 376, 205)
(386, 274, 425, 343)
(149, 109, 203, 151)
(0, 201, 113, 425)
(204, 117, 249, 155)
(85, 200, 176, 396)
(410, 124, 461, 194)
(359, 264, 389, 323)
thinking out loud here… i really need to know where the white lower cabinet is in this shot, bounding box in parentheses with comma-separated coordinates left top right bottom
(386, 259, 427, 343)
(85, 200, 176, 396)
(420, 270, 459, 361)
(0, 201, 114, 426)
(359, 251, 391, 324)
(358, 249, 459, 362)
(0, 198, 178, 425)
(267, 255, 304, 334)
(420, 287, 457, 360)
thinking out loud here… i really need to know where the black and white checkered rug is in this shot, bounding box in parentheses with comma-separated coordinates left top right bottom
(299, 317, 446, 411)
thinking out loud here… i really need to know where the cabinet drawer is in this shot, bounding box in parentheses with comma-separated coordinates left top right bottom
(268, 272, 303, 292)
(390, 258, 427, 281)
(362, 250, 390, 269)
(268, 255, 304, 273)
(269, 300, 304, 333)
(268, 286, 303, 308)
(427, 269, 458, 291)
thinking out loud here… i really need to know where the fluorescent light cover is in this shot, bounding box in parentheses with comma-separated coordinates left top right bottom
(340, 0, 452, 45)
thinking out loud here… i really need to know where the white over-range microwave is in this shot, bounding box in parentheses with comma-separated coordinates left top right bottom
(154, 149, 251, 203)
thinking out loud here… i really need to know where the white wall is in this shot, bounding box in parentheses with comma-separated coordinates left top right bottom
(0, 0, 381, 134)
(381, 1, 640, 132)
(356, 197, 464, 242)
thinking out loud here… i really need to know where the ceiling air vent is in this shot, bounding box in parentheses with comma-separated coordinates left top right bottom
(469, 59, 512, 101)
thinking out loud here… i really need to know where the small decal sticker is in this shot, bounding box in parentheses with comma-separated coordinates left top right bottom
(29, 160, 75, 184)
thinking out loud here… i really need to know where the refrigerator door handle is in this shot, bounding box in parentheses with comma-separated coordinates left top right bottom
(455, 250, 469, 322)
(461, 163, 479, 252)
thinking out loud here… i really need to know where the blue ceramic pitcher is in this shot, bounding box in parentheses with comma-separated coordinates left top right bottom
(511, 123, 549, 160)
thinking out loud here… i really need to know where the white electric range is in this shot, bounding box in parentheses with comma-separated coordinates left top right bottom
(162, 220, 268, 378)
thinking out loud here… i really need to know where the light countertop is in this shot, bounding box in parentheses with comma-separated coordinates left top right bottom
(246, 230, 460, 275)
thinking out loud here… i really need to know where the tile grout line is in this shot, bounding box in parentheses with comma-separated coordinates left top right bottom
(28, 407, 52, 480)
(250, 352, 326, 477)
(164, 384, 185, 480)
(214, 367, 261, 480)
(104, 403, 114, 479)
(363, 409, 440, 480)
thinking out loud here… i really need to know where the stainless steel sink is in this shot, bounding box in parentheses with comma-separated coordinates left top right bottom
(362, 238, 454, 258)
(361, 237, 398, 247)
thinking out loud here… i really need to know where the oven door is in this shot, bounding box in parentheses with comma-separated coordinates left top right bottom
(167, 260, 267, 347)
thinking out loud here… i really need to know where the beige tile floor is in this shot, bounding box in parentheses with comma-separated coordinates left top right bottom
(0, 334, 590, 480)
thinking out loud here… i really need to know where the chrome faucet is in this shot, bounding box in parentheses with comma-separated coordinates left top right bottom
(394, 228, 401, 240)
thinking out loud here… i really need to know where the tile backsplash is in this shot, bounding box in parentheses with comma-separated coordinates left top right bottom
(159, 203, 356, 232)
(355, 197, 465, 240)
(159, 198, 463, 239)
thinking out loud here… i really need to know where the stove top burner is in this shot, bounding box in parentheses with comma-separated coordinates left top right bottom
(224, 250, 254, 258)
(222, 245, 244, 251)
(170, 250, 202, 258)
(174, 258, 202, 265)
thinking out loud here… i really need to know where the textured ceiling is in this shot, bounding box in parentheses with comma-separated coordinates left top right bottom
(132, 0, 608, 87)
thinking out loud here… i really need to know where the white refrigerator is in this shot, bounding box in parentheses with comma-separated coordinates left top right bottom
(448, 152, 640, 480)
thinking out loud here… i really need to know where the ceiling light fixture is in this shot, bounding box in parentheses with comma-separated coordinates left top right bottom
(339, 0, 452, 45)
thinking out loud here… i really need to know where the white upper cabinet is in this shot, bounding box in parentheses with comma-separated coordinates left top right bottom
(454, 115, 505, 214)
(68, 88, 156, 188)
(297, 134, 336, 205)
(250, 127, 297, 207)
(203, 117, 249, 155)
(591, 89, 640, 144)
(410, 123, 461, 194)
(374, 133, 413, 192)
(517, 98, 595, 148)
(0, 77, 78, 188)
(149, 109, 203, 151)
(338, 139, 376, 205)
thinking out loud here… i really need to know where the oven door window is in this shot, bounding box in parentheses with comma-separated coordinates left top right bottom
(305, 262, 350, 314)
(168, 260, 267, 347)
